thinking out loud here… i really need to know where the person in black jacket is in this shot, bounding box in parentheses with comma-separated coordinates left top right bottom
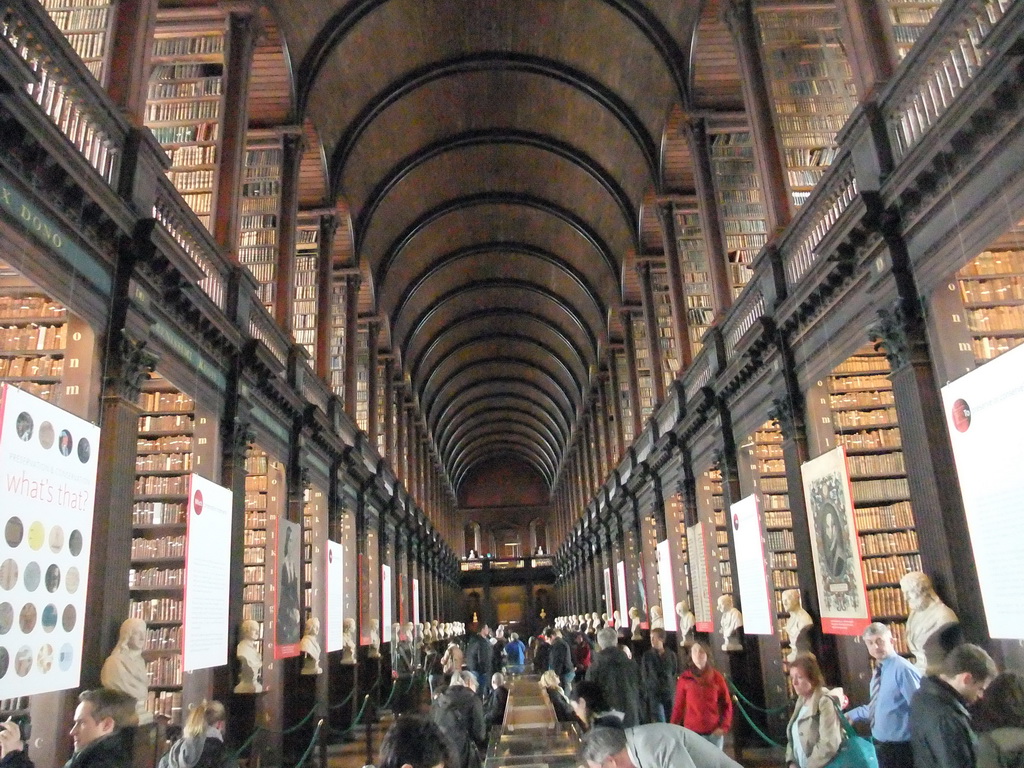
(0, 719, 33, 768)
(464, 625, 493, 696)
(910, 642, 997, 768)
(65, 689, 137, 768)
(545, 628, 575, 696)
(379, 715, 453, 768)
(430, 672, 487, 768)
(485, 673, 509, 727)
(585, 627, 642, 727)
(640, 628, 678, 723)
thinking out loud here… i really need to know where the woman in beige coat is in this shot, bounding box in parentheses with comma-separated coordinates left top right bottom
(786, 655, 843, 768)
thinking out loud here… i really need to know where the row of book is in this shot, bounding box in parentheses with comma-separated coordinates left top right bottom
(131, 535, 185, 560)
(0, 296, 66, 317)
(139, 391, 193, 412)
(180, 192, 212, 215)
(63, 31, 106, 60)
(762, 493, 790, 510)
(243, 565, 265, 582)
(146, 655, 182, 686)
(243, 548, 265, 566)
(150, 63, 222, 81)
(239, 229, 277, 247)
(770, 551, 798, 569)
(868, 587, 910, 618)
(772, 568, 800, 588)
(132, 501, 186, 525)
(0, 356, 63, 378)
(244, 529, 267, 546)
(854, 500, 915, 531)
(0, 324, 66, 349)
(959, 276, 1024, 302)
(763, 510, 793, 528)
(834, 407, 898, 428)
(147, 77, 221, 100)
(852, 477, 911, 503)
(136, 452, 192, 472)
(149, 123, 219, 144)
(165, 144, 217, 168)
(861, 529, 919, 556)
(967, 305, 1024, 331)
(144, 625, 181, 651)
(863, 554, 922, 585)
(973, 336, 1024, 361)
(767, 529, 796, 552)
(138, 435, 192, 452)
(129, 597, 183, 622)
(847, 451, 905, 476)
(829, 389, 895, 408)
(836, 427, 902, 451)
(147, 691, 182, 723)
(138, 413, 192, 433)
(129, 566, 184, 588)
(242, 584, 264, 601)
(153, 35, 223, 59)
(958, 249, 1024, 275)
(147, 100, 219, 124)
(167, 169, 214, 191)
(135, 475, 188, 496)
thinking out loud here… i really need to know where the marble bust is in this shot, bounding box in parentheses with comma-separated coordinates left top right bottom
(340, 617, 357, 664)
(675, 600, 696, 645)
(782, 589, 814, 662)
(100, 617, 152, 724)
(718, 594, 743, 652)
(368, 619, 381, 658)
(901, 571, 959, 673)
(628, 607, 643, 640)
(235, 619, 263, 693)
(649, 605, 665, 630)
(300, 616, 322, 675)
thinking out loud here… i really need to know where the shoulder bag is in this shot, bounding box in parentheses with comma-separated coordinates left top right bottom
(825, 696, 879, 768)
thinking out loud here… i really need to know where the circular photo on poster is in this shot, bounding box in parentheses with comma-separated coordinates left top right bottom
(38, 421, 55, 450)
(0, 560, 17, 590)
(4, 517, 23, 548)
(65, 566, 80, 594)
(41, 603, 57, 632)
(36, 643, 53, 673)
(58, 430, 72, 457)
(0, 603, 13, 634)
(68, 530, 83, 557)
(49, 526, 64, 553)
(951, 398, 972, 433)
(23, 561, 40, 592)
(61, 604, 76, 632)
(45, 564, 60, 593)
(58, 643, 73, 672)
(27, 522, 44, 551)
(77, 438, 90, 464)
(15, 412, 33, 441)
(19, 603, 37, 633)
(14, 646, 32, 676)
(0, 647, 8, 679)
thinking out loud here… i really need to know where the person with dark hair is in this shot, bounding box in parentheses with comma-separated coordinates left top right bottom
(464, 625, 492, 696)
(0, 719, 33, 768)
(910, 642, 998, 768)
(503, 632, 525, 675)
(570, 679, 624, 730)
(578, 724, 742, 768)
(484, 673, 509, 727)
(430, 672, 486, 768)
(572, 630, 592, 676)
(641, 628, 678, 724)
(378, 714, 453, 768)
(158, 700, 233, 768)
(65, 689, 138, 768)
(974, 671, 1024, 768)
(670, 640, 731, 748)
(785, 655, 843, 768)
(545, 627, 575, 696)
(585, 627, 641, 727)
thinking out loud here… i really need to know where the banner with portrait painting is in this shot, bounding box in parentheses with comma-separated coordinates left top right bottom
(274, 518, 302, 658)
(800, 446, 870, 635)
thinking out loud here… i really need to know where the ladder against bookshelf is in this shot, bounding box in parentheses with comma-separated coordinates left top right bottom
(239, 134, 284, 314)
(41, 0, 114, 82)
(708, 131, 770, 297)
(955, 247, 1024, 365)
(672, 207, 715, 357)
(145, 24, 227, 232)
(882, 0, 943, 60)
(826, 347, 920, 654)
(293, 217, 320, 360)
(754, 2, 858, 208)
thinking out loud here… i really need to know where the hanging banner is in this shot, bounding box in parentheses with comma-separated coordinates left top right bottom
(730, 495, 774, 635)
(382, 564, 392, 642)
(941, 343, 1024, 638)
(412, 577, 420, 626)
(274, 518, 302, 658)
(687, 522, 714, 632)
(801, 446, 870, 635)
(182, 474, 232, 671)
(655, 540, 677, 632)
(602, 567, 613, 621)
(615, 560, 629, 627)
(326, 539, 344, 652)
(0, 384, 100, 696)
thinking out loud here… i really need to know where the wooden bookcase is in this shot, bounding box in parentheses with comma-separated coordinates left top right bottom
(651, 267, 681, 388)
(614, 346, 635, 446)
(375, 358, 387, 455)
(699, 466, 734, 599)
(238, 133, 284, 315)
(242, 446, 269, 641)
(754, 2, 858, 208)
(672, 207, 715, 357)
(826, 348, 918, 654)
(329, 279, 346, 398)
(302, 488, 313, 611)
(955, 247, 1024, 365)
(708, 131, 770, 297)
(145, 23, 226, 232)
(881, 0, 943, 60)
(630, 314, 655, 421)
(40, 0, 114, 82)
(292, 216, 321, 361)
(354, 325, 369, 432)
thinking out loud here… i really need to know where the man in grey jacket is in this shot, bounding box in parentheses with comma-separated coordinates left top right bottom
(580, 724, 742, 768)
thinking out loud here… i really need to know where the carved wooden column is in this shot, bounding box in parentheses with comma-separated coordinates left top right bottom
(686, 119, 734, 316)
(105, 0, 158, 119)
(274, 129, 304, 325)
(836, 0, 895, 97)
(620, 308, 644, 438)
(637, 261, 667, 405)
(656, 202, 694, 370)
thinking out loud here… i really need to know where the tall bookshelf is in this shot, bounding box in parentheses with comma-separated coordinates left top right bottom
(614, 346, 635, 446)
(355, 325, 369, 432)
(238, 134, 283, 315)
(700, 465, 733, 599)
(131, 376, 194, 724)
(955, 247, 1024, 365)
(826, 347, 918, 654)
(881, 0, 943, 60)
(630, 314, 655, 421)
(292, 217, 321, 361)
(40, 0, 114, 82)
(329, 279, 346, 398)
(708, 131, 770, 297)
(755, 2, 858, 207)
(0, 286, 67, 402)
(302, 488, 313, 611)
(145, 25, 226, 232)
(652, 267, 681, 388)
(673, 207, 715, 357)
(242, 446, 269, 643)
(376, 358, 387, 455)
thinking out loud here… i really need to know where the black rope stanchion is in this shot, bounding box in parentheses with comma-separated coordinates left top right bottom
(288, 718, 324, 768)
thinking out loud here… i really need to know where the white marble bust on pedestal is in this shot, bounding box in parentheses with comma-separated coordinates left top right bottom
(675, 600, 695, 645)
(101, 617, 153, 724)
(235, 619, 264, 693)
(301, 616, 322, 675)
(782, 589, 814, 662)
(628, 607, 642, 640)
(340, 617, 357, 664)
(718, 595, 743, 652)
(368, 619, 381, 658)
(901, 571, 959, 673)
(649, 606, 665, 630)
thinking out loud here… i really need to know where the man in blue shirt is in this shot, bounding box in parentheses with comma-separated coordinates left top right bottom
(847, 622, 922, 768)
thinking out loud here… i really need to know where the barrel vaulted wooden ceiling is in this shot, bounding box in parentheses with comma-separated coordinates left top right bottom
(261, 0, 745, 494)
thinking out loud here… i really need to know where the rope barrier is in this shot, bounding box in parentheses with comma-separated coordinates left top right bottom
(289, 718, 324, 768)
(231, 702, 320, 758)
(329, 688, 356, 711)
(726, 678, 791, 715)
(730, 694, 785, 749)
(322, 693, 373, 741)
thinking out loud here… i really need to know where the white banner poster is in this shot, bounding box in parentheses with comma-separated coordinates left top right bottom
(801, 446, 870, 636)
(941, 343, 1024, 638)
(382, 564, 392, 641)
(730, 495, 774, 635)
(687, 521, 714, 632)
(615, 560, 628, 627)
(603, 567, 613, 620)
(183, 474, 232, 671)
(326, 539, 344, 652)
(655, 540, 677, 632)
(0, 384, 100, 696)
(412, 577, 420, 626)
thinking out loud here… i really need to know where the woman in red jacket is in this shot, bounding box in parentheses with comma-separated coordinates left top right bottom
(669, 640, 733, 750)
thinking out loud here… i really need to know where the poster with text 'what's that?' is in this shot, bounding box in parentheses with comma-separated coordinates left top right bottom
(0, 384, 99, 697)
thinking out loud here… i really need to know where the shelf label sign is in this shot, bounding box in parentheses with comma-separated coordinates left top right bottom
(183, 474, 232, 671)
(412, 577, 420, 626)
(274, 519, 302, 659)
(801, 446, 870, 635)
(326, 539, 344, 652)
(615, 560, 629, 628)
(942, 343, 1024, 638)
(655, 540, 677, 632)
(603, 567, 613, 620)
(0, 383, 100, 697)
(382, 564, 392, 642)
(731, 495, 774, 635)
